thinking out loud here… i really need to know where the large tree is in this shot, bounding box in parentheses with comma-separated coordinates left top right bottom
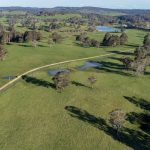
(0, 31, 10, 44)
(132, 46, 148, 75)
(102, 33, 111, 46)
(103, 33, 120, 46)
(23, 31, 42, 42)
(120, 32, 128, 45)
(52, 71, 70, 92)
(0, 45, 7, 61)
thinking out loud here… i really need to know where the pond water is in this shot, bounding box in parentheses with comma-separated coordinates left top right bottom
(48, 69, 70, 76)
(2, 76, 17, 80)
(48, 61, 102, 76)
(77, 61, 102, 70)
(96, 26, 120, 32)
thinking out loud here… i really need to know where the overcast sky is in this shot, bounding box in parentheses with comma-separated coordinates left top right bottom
(0, 0, 150, 9)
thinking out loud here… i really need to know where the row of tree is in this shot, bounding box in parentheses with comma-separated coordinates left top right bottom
(0, 30, 42, 44)
(75, 32, 128, 48)
(122, 34, 150, 75)
(76, 33, 100, 48)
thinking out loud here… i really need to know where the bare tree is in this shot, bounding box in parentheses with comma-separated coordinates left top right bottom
(109, 109, 126, 135)
(88, 75, 97, 88)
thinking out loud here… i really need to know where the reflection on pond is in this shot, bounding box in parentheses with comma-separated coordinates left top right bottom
(77, 61, 102, 70)
(48, 69, 70, 76)
(2, 76, 17, 80)
(48, 61, 102, 76)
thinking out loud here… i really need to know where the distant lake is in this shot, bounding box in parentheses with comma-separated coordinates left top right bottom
(96, 26, 120, 32)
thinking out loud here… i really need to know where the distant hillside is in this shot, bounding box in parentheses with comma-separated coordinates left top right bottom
(47, 7, 122, 16)
(0, 6, 150, 15)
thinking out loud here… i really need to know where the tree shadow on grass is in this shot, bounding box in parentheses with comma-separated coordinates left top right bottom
(108, 56, 122, 62)
(109, 50, 134, 56)
(22, 75, 55, 89)
(71, 81, 90, 88)
(65, 106, 150, 150)
(125, 44, 139, 48)
(127, 112, 150, 135)
(124, 96, 150, 111)
(144, 71, 150, 75)
(38, 44, 48, 48)
(101, 61, 125, 69)
(124, 96, 150, 135)
(92, 60, 133, 77)
(19, 44, 33, 47)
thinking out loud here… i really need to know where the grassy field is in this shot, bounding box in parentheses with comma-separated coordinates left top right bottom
(0, 25, 149, 150)
(0, 29, 146, 86)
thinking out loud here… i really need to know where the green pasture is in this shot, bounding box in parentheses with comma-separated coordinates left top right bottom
(0, 20, 149, 150)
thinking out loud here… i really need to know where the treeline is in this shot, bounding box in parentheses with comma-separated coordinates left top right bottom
(118, 15, 150, 30)
(122, 34, 150, 75)
(0, 29, 42, 44)
(76, 32, 128, 48)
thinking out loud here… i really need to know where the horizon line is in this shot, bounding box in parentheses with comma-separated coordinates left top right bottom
(0, 6, 150, 10)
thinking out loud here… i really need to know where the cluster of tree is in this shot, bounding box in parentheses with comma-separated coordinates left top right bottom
(118, 14, 150, 30)
(122, 34, 150, 75)
(0, 30, 25, 44)
(1, 7, 150, 33)
(76, 33, 100, 48)
(36, 11, 57, 16)
(103, 32, 128, 46)
(49, 22, 62, 30)
(66, 17, 87, 26)
(21, 17, 39, 30)
(23, 31, 42, 42)
(87, 26, 95, 32)
(82, 13, 115, 26)
(0, 30, 42, 44)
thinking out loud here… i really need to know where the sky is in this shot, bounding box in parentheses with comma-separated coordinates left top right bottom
(0, 0, 150, 9)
